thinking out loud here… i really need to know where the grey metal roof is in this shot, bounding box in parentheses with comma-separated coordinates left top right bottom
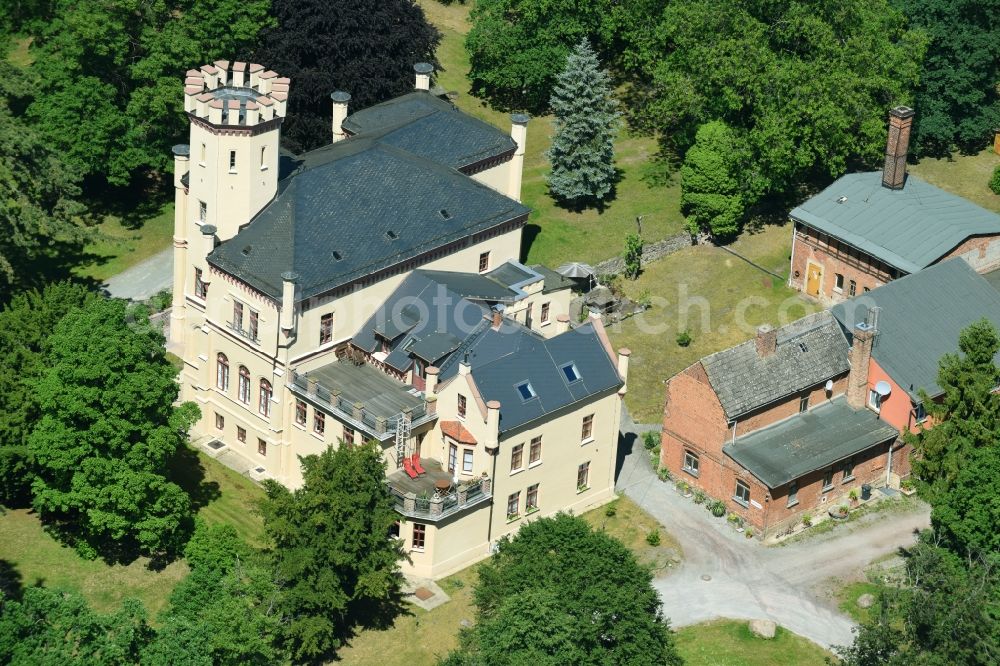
(305, 359, 423, 421)
(439, 320, 623, 434)
(342, 92, 516, 170)
(529, 264, 575, 294)
(486, 262, 535, 288)
(208, 139, 529, 300)
(724, 396, 898, 488)
(417, 269, 519, 302)
(790, 172, 1000, 274)
(831, 258, 1000, 400)
(702, 312, 850, 420)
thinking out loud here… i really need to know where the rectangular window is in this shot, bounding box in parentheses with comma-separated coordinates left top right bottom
(249, 310, 259, 341)
(233, 301, 244, 331)
(581, 414, 594, 441)
(200, 143, 206, 162)
(506, 492, 520, 517)
(529, 436, 542, 464)
(822, 469, 834, 491)
(787, 481, 798, 507)
(849, 280, 857, 297)
(260, 146, 266, 167)
(462, 449, 474, 474)
(340, 425, 354, 445)
(199, 200, 207, 223)
(215, 412, 224, 430)
(510, 444, 523, 472)
(841, 457, 855, 482)
(319, 313, 334, 345)
(194, 268, 207, 299)
(257, 438, 266, 456)
(229, 149, 236, 172)
(295, 399, 307, 426)
(526, 483, 539, 511)
(540, 302, 550, 323)
(914, 402, 927, 423)
(237, 426, 246, 443)
(868, 389, 882, 412)
(478, 251, 490, 273)
(313, 412, 325, 435)
(734, 480, 751, 506)
(516, 382, 536, 400)
(683, 450, 700, 476)
(834, 273, 844, 292)
(448, 443, 457, 474)
(457, 394, 467, 419)
(799, 395, 809, 413)
(412, 523, 426, 550)
(577, 462, 590, 490)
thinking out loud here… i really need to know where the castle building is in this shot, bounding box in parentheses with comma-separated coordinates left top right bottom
(169, 61, 626, 578)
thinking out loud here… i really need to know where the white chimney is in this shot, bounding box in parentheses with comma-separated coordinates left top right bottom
(280, 271, 298, 332)
(330, 91, 351, 143)
(199, 225, 217, 277)
(485, 400, 501, 452)
(508, 113, 529, 202)
(414, 62, 434, 91)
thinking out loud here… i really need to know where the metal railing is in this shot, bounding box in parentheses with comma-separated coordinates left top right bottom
(389, 475, 492, 521)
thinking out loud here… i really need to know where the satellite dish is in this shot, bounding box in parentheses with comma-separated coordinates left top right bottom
(825, 379, 834, 392)
(874, 380, 892, 397)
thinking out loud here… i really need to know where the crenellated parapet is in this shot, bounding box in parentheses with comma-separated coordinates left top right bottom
(183, 60, 290, 128)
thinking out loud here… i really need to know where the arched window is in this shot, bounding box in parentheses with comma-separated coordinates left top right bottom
(259, 379, 272, 417)
(216, 353, 229, 391)
(238, 366, 250, 404)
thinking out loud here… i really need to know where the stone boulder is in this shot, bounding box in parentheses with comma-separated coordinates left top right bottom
(748, 619, 777, 639)
(857, 593, 875, 609)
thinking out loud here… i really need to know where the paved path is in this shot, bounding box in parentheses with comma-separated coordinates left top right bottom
(102, 247, 173, 301)
(616, 415, 930, 650)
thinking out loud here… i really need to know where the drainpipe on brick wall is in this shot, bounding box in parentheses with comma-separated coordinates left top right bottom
(885, 440, 894, 487)
(788, 224, 798, 288)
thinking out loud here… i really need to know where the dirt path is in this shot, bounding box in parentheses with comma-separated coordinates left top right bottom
(616, 413, 930, 650)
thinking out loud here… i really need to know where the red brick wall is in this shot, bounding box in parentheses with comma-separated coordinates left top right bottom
(735, 377, 848, 437)
(789, 224, 897, 304)
(939, 235, 1000, 273)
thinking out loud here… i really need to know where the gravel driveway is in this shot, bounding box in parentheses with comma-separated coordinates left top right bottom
(616, 412, 930, 650)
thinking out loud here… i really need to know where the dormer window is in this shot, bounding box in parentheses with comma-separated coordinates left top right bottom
(439, 209, 452, 220)
(516, 381, 536, 401)
(561, 362, 581, 383)
(385, 230, 398, 240)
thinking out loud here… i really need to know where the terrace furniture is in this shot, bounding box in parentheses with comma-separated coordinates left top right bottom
(403, 457, 419, 479)
(412, 454, 426, 475)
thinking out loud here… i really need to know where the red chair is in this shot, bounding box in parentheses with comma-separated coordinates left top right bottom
(402, 457, 418, 479)
(412, 453, 426, 475)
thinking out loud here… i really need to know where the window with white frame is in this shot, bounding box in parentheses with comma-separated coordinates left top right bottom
(249, 310, 259, 342)
(295, 399, 307, 426)
(258, 379, 272, 417)
(683, 450, 700, 476)
(577, 461, 590, 490)
(841, 457, 855, 482)
(734, 480, 751, 506)
(457, 394, 467, 419)
(320, 313, 333, 345)
(581, 414, 594, 441)
(238, 366, 250, 404)
(233, 301, 244, 331)
(526, 483, 539, 511)
(540, 302, 550, 323)
(529, 436, 542, 464)
(868, 389, 882, 412)
(216, 353, 229, 391)
(462, 449, 474, 474)
(506, 491, 520, 517)
(215, 412, 224, 430)
(313, 411, 325, 435)
(510, 444, 523, 472)
(834, 273, 844, 292)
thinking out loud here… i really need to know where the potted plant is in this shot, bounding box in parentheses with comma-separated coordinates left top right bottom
(693, 489, 706, 504)
(900, 478, 916, 496)
(657, 466, 671, 482)
(709, 500, 727, 517)
(802, 513, 813, 528)
(745, 526, 754, 539)
(830, 504, 849, 520)
(848, 488, 859, 505)
(675, 480, 690, 496)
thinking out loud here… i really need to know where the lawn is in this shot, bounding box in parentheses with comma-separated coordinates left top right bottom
(0, 449, 265, 618)
(418, 0, 685, 269)
(582, 495, 683, 576)
(607, 224, 818, 423)
(674, 620, 834, 665)
(909, 147, 1000, 213)
(74, 199, 175, 283)
(837, 580, 881, 624)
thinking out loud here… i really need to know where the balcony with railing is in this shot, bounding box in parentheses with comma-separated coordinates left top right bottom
(288, 359, 436, 442)
(388, 458, 492, 522)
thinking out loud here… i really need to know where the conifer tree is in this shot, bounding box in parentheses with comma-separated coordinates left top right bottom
(545, 39, 620, 208)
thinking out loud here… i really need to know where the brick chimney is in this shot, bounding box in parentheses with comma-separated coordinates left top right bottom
(755, 324, 777, 357)
(847, 323, 876, 408)
(882, 106, 914, 190)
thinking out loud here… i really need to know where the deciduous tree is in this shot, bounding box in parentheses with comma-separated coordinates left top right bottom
(28, 297, 200, 561)
(680, 120, 750, 239)
(260, 442, 404, 662)
(441, 513, 682, 666)
(545, 39, 620, 208)
(252, 0, 439, 154)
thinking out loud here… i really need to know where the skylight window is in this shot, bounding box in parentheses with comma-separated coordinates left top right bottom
(385, 230, 398, 240)
(332, 251, 343, 261)
(561, 363, 581, 383)
(439, 209, 452, 220)
(516, 381, 536, 401)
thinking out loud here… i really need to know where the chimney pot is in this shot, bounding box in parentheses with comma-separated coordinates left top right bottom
(414, 62, 434, 91)
(491, 310, 503, 328)
(755, 324, 777, 357)
(330, 91, 351, 143)
(556, 313, 570, 334)
(882, 106, 915, 190)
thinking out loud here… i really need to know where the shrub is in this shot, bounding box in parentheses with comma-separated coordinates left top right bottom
(676, 330, 692, 347)
(657, 466, 672, 482)
(623, 233, 643, 279)
(605, 502, 618, 518)
(675, 480, 690, 494)
(727, 513, 743, 527)
(642, 430, 660, 451)
(990, 164, 1000, 195)
(645, 529, 661, 546)
(709, 500, 727, 517)
(802, 513, 813, 527)
(693, 489, 706, 504)
(848, 488, 859, 501)
(745, 526, 754, 539)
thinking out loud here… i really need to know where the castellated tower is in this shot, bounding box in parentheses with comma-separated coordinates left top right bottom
(170, 61, 289, 348)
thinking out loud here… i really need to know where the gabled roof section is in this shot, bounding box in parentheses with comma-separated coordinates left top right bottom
(702, 312, 850, 420)
(208, 139, 529, 300)
(831, 259, 1000, 400)
(439, 320, 622, 434)
(342, 92, 516, 170)
(724, 396, 898, 488)
(790, 172, 1000, 273)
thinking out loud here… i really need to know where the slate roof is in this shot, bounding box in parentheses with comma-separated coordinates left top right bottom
(701, 312, 850, 420)
(342, 92, 516, 170)
(530, 264, 575, 294)
(723, 396, 898, 488)
(831, 258, 1000, 400)
(790, 172, 1000, 274)
(208, 139, 529, 300)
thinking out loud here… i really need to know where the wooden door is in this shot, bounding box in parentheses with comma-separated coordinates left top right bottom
(806, 264, 821, 296)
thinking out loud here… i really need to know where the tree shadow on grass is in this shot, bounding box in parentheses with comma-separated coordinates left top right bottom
(167, 445, 222, 512)
(79, 173, 171, 231)
(549, 167, 626, 215)
(0, 559, 24, 601)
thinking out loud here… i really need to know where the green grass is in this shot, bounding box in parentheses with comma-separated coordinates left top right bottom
(608, 224, 818, 422)
(0, 449, 265, 617)
(910, 147, 1000, 213)
(74, 200, 175, 282)
(418, 0, 684, 269)
(582, 495, 683, 576)
(837, 581, 880, 624)
(777, 494, 922, 546)
(674, 620, 834, 665)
